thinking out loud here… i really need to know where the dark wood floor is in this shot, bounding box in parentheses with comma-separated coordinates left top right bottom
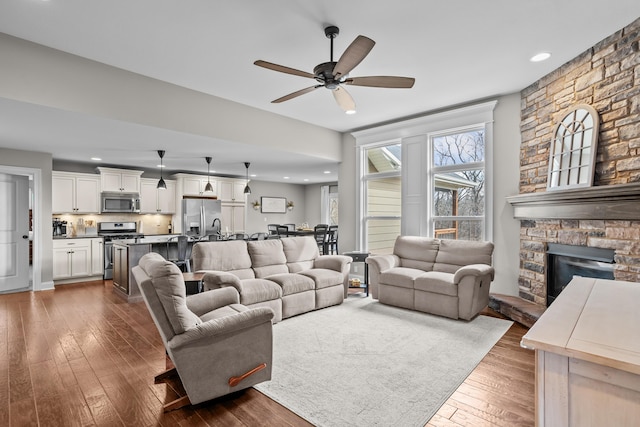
(0, 280, 534, 426)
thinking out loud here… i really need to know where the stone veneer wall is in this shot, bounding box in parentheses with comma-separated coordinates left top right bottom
(518, 17, 640, 304)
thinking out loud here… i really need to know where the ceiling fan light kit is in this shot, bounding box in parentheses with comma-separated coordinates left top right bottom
(254, 25, 415, 113)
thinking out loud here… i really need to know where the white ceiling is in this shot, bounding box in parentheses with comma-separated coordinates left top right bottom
(0, 0, 639, 183)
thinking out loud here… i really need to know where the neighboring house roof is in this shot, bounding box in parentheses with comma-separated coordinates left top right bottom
(435, 173, 479, 190)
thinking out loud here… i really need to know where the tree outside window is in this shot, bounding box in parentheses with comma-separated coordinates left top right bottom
(431, 130, 485, 240)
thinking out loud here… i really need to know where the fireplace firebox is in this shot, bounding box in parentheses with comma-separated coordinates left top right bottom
(546, 243, 614, 306)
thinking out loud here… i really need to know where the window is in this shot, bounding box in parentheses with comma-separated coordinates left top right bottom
(431, 129, 486, 240)
(362, 143, 402, 254)
(547, 104, 599, 190)
(354, 100, 496, 251)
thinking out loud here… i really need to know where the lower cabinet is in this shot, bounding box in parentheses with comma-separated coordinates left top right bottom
(112, 243, 129, 294)
(53, 238, 104, 282)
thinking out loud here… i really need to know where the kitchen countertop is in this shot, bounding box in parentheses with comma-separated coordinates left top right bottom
(113, 235, 198, 245)
(53, 235, 101, 240)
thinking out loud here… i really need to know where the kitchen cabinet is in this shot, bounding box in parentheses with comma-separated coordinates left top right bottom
(53, 239, 91, 280)
(97, 167, 142, 193)
(140, 178, 176, 213)
(111, 241, 151, 302)
(52, 172, 101, 214)
(91, 238, 104, 276)
(219, 179, 247, 203)
(53, 238, 104, 282)
(173, 173, 217, 197)
(221, 203, 245, 234)
(112, 243, 129, 294)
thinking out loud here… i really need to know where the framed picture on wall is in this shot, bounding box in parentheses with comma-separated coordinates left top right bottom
(261, 197, 287, 213)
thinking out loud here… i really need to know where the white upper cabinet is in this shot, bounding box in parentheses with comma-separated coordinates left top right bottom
(173, 173, 217, 197)
(140, 178, 176, 213)
(219, 179, 247, 203)
(97, 167, 143, 193)
(52, 172, 101, 214)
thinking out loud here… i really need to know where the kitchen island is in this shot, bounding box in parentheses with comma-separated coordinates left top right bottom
(112, 235, 196, 302)
(521, 277, 640, 426)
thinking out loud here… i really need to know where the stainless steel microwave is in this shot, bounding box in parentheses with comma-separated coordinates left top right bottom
(101, 192, 141, 213)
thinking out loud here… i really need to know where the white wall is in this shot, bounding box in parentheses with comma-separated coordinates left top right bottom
(303, 184, 322, 226)
(490, 93, 522, 295)
(339, 133, 357, 253)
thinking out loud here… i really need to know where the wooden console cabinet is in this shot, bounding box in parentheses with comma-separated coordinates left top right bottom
(521, 277, 640, 427)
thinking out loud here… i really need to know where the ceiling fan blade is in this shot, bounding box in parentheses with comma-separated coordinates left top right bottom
(332, 86, 356, 112)
(254, 60, 315, 79)
(333, 35, 375, 78)
(272, 85, 321, 103)
(345, 76, 415, 88)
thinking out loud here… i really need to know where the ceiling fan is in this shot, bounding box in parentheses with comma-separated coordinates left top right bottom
(254, 25, 415, 113)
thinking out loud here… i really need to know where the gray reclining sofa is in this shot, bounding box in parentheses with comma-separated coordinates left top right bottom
(192, 236, 352, 322)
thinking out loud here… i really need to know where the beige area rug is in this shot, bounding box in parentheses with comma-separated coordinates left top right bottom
(254, 297, 512, 427)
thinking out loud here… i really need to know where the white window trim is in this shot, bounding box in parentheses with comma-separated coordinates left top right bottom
(353, 100, 496, 249)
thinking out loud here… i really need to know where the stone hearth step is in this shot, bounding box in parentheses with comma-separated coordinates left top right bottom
(488, 294, 546, 328)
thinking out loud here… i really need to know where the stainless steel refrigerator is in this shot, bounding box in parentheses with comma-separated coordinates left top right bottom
(182, 197, 222, 238)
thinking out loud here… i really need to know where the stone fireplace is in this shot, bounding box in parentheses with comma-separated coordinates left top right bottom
(508, 183, 640, 305)
(508, 17, 640, 307)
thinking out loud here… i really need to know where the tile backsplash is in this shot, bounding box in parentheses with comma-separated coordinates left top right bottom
(53, 213, 174, 235)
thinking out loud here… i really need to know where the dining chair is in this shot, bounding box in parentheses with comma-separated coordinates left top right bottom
(313, 224, 329, 254)
(326, 225, 339, 254)
(249, 232, 268, 241)
(167, 235, 191, 272)
(267, 224, 280, 236)
(276, 225, 290, 237)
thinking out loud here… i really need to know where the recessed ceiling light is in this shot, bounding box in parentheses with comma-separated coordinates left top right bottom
(91, 157, 101, 161)
(324, 171, 331, 174)
(303, 179, 309, 182)
(283, 176, 290, 180)
(157, 164, 165, 168)
(345, 110, 356, 115)
(530, 52, 551, 62)
(250, 174, 257, 177)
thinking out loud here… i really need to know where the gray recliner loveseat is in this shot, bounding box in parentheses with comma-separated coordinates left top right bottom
(366, 236, 495, 320)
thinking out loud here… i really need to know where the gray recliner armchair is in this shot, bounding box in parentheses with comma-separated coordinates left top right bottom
(132, 252, 274, 411)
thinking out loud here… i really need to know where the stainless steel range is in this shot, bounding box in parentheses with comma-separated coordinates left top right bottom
(98, 222, 143, 280)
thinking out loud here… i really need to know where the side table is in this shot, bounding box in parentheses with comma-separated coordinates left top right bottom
(182, 272, 204, 295)
(343, 251, 370, 296)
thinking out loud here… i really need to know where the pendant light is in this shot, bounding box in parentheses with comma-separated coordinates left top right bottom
(243, 162, 251, 194)
(204, 156, 214, 192)
(157, 150, 167, 190)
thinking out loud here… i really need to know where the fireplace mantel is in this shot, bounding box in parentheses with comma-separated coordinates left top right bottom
(506, 182, 640, 220)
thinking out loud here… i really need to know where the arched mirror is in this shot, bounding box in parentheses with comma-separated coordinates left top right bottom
(547, 104, 599, 190)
